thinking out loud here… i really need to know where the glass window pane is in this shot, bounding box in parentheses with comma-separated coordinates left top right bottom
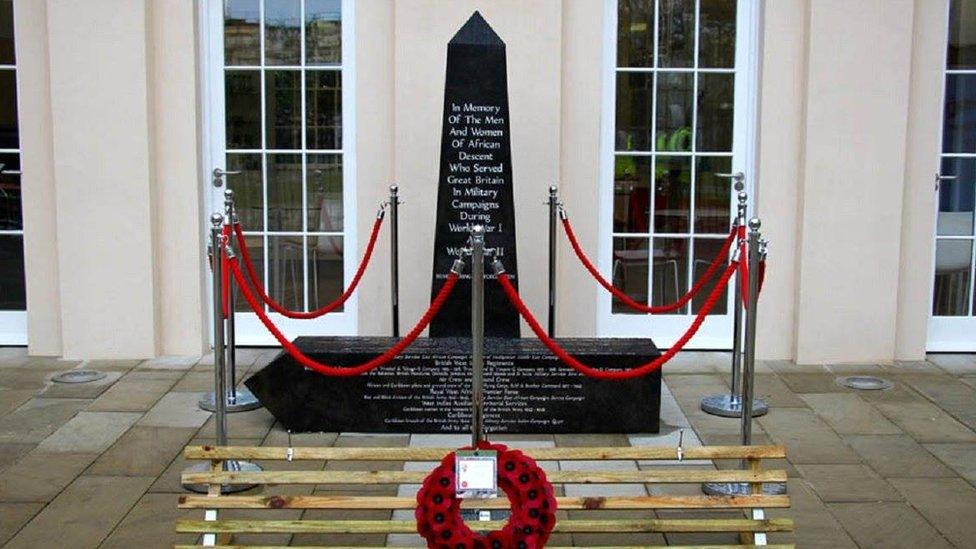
(943, 74, 976, 154)
(226, 153, 263, 231)
(656, 72, 692, 151)
(307, 153, 342, 232)
(699, 0, 736, 68)
(933, 239, 972, 316)
(617, 0, 654, 68)
(938, 157, 976, 236)
(611, 237, 649, 314)
(267, 153, 303, 232)
(691, 237, 728, 315)
(697, 72, 734, 152)
(948, 0, 976, 70)
(0, 70, 18, 149)
(265, 0, 301, 65)
(0, 152, 21, 231)
(224, 0, 260, 66)
(0, 0, 13, 65)
(658, 0, 695, 68)
(306, 0, 341, 66)
(225, 71, 261, 149)
(615, 73, 653, 151)
(694, 156, 732, 233)
(233, 234, 264, 312)
(267, 235, 305, 312)
(0, 235, 23, 310)
(652, 237, 689, 314)
(654, 156, 691, 233)
(614, 155, 651, 233)
(266, 70, 301, 150)
(306, 70, 342, 150)
(308, 235, 343, 311)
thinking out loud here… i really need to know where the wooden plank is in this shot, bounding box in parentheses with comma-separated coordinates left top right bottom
(180, 469, 788, 486)
(183, 445, 787, 461)
(176, 518, 793, 534)
(178, 494, 791, 510)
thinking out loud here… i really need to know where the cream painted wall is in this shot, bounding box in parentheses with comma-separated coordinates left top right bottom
(794, 0, 916, 364)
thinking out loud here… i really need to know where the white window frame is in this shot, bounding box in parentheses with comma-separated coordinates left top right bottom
(597, 0, 761, 348)
(199, 0, 357, 345)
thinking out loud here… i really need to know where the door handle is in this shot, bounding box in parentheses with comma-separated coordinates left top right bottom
(212, 168, 242, 187)
(935, 173, 958, 190)
(715, 171, 745, 190)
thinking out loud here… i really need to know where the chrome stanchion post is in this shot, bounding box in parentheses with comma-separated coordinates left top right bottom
(547, 185, 559, 337)
(390, 185, 401, 337)
(700, 174, 769, 418)
(470, 225, 486, 445)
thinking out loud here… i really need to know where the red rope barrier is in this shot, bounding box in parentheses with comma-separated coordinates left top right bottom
(221, 225, 231, 319)
(232, 215, 384, 319)
(229, 257, 459, 377)
(562, 217, 736, 314)
(497, 260, 738, 380)
(737, 242, 766, 307)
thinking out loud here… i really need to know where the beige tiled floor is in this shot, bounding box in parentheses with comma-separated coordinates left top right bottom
(0, 348, 973, 547)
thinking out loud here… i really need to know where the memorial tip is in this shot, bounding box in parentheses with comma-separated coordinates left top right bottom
(450, 10, 504, 46)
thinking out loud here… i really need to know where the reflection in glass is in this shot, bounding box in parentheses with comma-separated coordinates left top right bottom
(0, 0, 13, 65)
(265, 0, 300, 65)
(226, 153, 263, 231)
(695, 156, 732, 233)
(948, 0, 976, 70)
(225, 71, 261, 149)
(267, 154, 303, 232)
(658, 0, 695, 68)
(652, 237, 689, 314)
(306, 70, 342, 150)
(306, 0, 341, 65)
(654, 156, 691, 233)
(697, 73, 734, 152)
(691, 237, 728, 314)
(307, 154, 342, 232)
(938, 157, 975, 236)
(613, 155, 651, 233)
(943, 74, 976, 154)
(0, 235, 23, 310)
(308, 234, 343, 311)
(0, 153, 20, 231)
(699, 0, 736, 68)
(224, 0, 260, 65)
(615, 73, 654, 151)
(656, 72, 692, 151)
(233, 234, 264, 313)
(612, 237, 649, 314)
(267, 235, 305, 312)
(933, 239, 972, 316)
(266, 70, 302, 149)
(617, 0, 654, 67)
(0, 70, 17, 149)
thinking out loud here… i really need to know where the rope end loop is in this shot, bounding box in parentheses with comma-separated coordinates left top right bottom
(557, 204, 568, 220)
(376, 201, 388, 219)
(451, 258, 466, 275)
(492, 257, 506, 276)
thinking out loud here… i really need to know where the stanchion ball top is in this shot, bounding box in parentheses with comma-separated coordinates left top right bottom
(390, 184, 399, 193)
(224, 188, 235, 200)
(737, 190, 748, 204)
(549, 185, 558, 193)
(211, 213, 224, 226)
(748, 217, 761, 230)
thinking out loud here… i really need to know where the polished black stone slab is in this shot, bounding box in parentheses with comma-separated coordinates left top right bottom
(245, 337, 661, 434)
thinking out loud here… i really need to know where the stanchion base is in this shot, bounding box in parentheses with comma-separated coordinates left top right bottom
(702, 481, 787, 496)
(699, 394, 769, 418)
(198, 388, 263, 413)
(181, 460, 263, 494)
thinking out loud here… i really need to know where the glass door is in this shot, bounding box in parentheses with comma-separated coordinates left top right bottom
(929, 0, 976, 351)
(0, 1, 26, 345)
(599, 0, 758, 348)
(205, 0, 356, 344)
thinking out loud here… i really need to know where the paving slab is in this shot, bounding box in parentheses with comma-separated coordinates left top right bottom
(85, 359, 143, 372)
(924, 442, 976, 484)
(553, 433, 631, 447)
(0, 444, 33, 472)
(767, 479, 856, 548)
(800, 393, 901, 435)
(201, 406, 275, 439)
(170, 370, 214, 392)
(36, 411, 141, 453)
(927, 353, 976, 375)
(138, 391, 212, 428)
(869, 397, 976, 443)
(902, 374, 976, 430)
(827, 501, 953, 549)
(39, 370, 121, 398)
(100, 492, 196, 549)
(761, 360, 828, 374)
(149, 436, 262, 494)
(661, 351, 728, 373)
(88, 378, 177, 412)
(0, 398, 90, 443)
(4, 475, 154, 549)
(795, 464, 902, 502)
(86, 426, 197, 477)
(0, 369, 52, 390)
(0, 451, 97, 502)
(0, 389, 35, 416)
(137, 355, 199, 371)
(262, 427, 338, 447)
(777, 372, 850, 393)
(757, 408, 860, 464)
(751, 374, 807, 407)
(843, 434, 956, 477)
(0, 502, 43, 545)
(888, 477, 976, 548)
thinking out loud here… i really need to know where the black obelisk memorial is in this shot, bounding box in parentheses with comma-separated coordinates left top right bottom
(429, 11, 520, 338)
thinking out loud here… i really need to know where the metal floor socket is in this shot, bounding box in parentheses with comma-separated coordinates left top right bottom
(700, 394, 769, 418)
(837, 375, 893, 391)
(182, 460, 263, 494)
(198, 388, 263, 412)
(51, 370, 108, 384)
(702, 481, 787, 496)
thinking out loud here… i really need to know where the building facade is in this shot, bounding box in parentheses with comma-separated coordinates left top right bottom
(1, 0, 972, 363)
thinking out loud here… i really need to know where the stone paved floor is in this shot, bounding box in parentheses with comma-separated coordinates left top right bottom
(0, 348, 974, 547)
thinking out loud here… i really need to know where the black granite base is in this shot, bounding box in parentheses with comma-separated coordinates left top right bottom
(245, 337, 661, 434)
